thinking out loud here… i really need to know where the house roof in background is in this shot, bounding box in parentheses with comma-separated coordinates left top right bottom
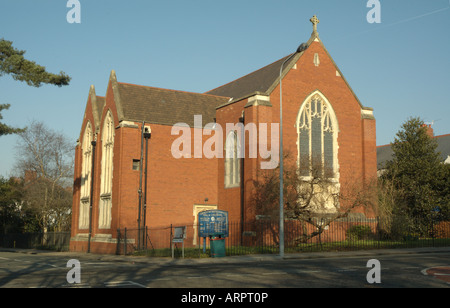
(377, 134, 450, 169)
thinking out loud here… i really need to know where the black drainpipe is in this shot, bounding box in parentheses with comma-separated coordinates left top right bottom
(239, 113, 245, 238)
(138, 121, 144, 249)
(87, 136, 97, 253)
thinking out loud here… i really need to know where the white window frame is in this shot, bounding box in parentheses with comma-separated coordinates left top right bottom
(225, 131, 240, 188)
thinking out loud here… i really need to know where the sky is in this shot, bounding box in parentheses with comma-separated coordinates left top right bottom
(0, 0, 449, 177)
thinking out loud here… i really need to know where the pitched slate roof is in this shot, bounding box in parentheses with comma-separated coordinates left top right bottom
(111, 48, 302, 126)
(205, 54, 296, 102)
(96, 96, 105, 110)
(437, 134, 450, 161)
(117, 82, 229, 127)
(376, 145, 394, 169)
(377, 134, 450, 169)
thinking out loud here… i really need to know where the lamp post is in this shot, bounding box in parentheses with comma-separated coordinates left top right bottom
(278, 44, 304, 258)
(143, 127, 151, 249)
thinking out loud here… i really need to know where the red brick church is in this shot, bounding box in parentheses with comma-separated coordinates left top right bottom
(70, 16, 377, 254)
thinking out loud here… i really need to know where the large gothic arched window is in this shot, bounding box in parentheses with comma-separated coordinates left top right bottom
(79, 122, 93, 229)
(99, 111, 114, 229)
(297, 92, 338, 179)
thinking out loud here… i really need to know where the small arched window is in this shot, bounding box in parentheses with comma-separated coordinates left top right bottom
(79, 122, 92, 229)
(297, 92, 338, 178)
(225, 131, 240, 187)
(99, 111, 114, 229)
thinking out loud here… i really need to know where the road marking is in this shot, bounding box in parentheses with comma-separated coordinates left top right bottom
(36, 262, 57, 267)
(291, 269, 322, 273)
(261, 272, 288, 275)
(84, 262, 114, 266)
(421, 266, 450, 284)
(60, 283, 91, 288)
(105, 281, 147, 288)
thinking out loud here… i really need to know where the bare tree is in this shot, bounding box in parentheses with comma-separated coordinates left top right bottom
(252, 153, 376, 245)
(14, 121, 74, 232)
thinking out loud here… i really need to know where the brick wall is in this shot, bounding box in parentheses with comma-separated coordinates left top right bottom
(71, 81, 219, 253)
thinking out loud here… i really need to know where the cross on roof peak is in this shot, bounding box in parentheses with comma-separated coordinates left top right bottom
(310, 15, 320, 35)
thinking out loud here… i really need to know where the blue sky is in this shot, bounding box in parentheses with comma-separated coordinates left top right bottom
(0, 0, 449, 177)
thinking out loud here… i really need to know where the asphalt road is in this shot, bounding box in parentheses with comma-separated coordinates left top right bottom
(0, 248, 449, 290)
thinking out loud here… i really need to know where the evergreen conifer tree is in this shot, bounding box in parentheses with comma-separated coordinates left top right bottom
(0, 38, 71, 136)
(382, 117, 447, 232)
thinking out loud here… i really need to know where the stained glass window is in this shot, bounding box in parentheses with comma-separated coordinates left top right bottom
(298, 94, 337, 178)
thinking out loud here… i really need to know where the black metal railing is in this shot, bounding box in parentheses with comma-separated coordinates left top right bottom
(116, 217, 450, 257)
(2, 217, 448, 256)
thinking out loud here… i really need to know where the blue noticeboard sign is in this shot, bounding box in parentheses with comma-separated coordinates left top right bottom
(198, 210, 229, 238)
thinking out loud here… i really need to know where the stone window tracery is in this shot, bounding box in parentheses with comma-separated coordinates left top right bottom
(99, 111, 114, 229)
(297, 93, 338, 179)
(79, 122, 92, 229)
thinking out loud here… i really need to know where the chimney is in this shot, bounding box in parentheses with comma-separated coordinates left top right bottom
(421, 124, 434, 138)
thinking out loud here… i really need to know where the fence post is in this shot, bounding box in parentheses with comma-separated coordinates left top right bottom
(145, 226, 148, 250)
(377, 216, 380, 250)
(170, 224, 173, 251)
(116, 228, 121, 255)
(124, 228, 127, 255)
(432, 220, 435, 248)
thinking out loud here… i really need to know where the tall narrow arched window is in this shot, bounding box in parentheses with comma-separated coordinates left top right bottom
(99, 111, 114, 229)
(225, 131, 240, 188)
(297, 92, 338, 179)
(79, 122, 93, 229)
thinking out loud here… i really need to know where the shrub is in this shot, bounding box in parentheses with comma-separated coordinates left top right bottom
(346, 225, 373, 240)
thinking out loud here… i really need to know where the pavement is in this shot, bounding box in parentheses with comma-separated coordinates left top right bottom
(1, 246, 450, 266)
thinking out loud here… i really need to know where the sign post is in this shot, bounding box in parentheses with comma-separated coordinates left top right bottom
(171, 226, 186, 258)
